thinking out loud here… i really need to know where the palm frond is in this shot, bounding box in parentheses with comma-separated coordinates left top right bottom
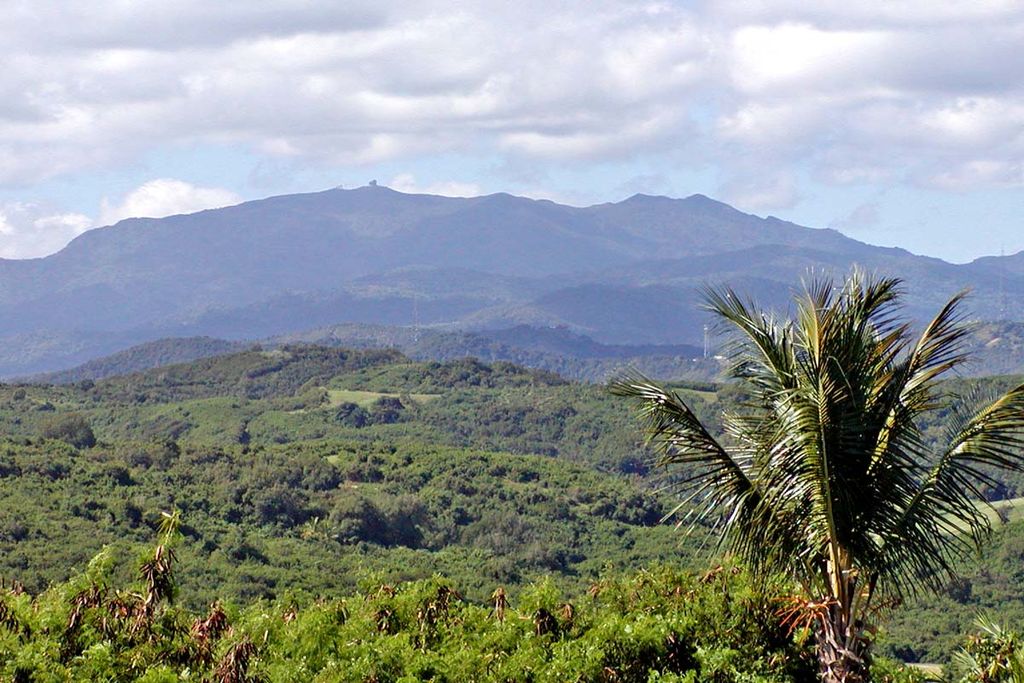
(700, 285, 796, 395)
(882, 382, 1024, 594)
(609, 372, 758, 530)
(614, 271, 1024, 626)
(893, 291, 973, 416)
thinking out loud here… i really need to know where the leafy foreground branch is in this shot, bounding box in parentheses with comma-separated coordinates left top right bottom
(951, 616, 1024, 683)
(613, 271, 1024, 683)
(0, 523, 856, 683)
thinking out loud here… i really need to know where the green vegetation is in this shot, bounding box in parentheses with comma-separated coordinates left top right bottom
(613, 273, 1024, 683)
(0, 435, 683, 607)
(0, 518, 828, 682)
(0, 335, 1022, 677)
(32, 336, 246, 385)
(38, 413, 96, 449)
(0, 347, 712, 608)
(951, 617, 1024, 683)
(325, 389, 439, 408)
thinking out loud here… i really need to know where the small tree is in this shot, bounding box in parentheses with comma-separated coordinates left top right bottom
(40, 414, 96, 449)
(612, 272, 1024, 683)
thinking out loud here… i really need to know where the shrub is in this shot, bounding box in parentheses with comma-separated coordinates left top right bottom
(38, 414, 96, 449)
(953, 618, 1024, 683)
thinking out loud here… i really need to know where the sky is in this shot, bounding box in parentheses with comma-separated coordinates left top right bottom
(0, 1, 1020, 262)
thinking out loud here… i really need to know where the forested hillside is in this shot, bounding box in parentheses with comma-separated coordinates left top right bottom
(0, 348, 691, 606)
(0, 346, 1022, 672)
(34, 319, 1024, 390)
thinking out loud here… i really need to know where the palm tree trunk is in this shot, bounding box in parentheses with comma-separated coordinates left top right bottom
(816, 606, 869, 683)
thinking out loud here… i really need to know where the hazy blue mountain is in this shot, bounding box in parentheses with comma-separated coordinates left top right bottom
(2, 185, 1023, 377)
(29, 324, 712, 386)
(32, 317, 1024, 388)
(29, 337, 247, 384)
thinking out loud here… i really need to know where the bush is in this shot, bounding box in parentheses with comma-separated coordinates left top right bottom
(0, 536, 816, 683)
(38, 414, 96, 449)
(334, 402, 369, 427)
(952, 618, 1024, 683)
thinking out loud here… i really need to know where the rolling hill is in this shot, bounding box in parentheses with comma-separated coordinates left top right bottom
(32, 324, 713, 385)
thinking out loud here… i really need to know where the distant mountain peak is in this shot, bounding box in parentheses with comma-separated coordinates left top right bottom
(622, 192, 674, 204)
(354, 183, 401, 195)
(0, 184, 1020, 378)
(619, 192, 742, 215)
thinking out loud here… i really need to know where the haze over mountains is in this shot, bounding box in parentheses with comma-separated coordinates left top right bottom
(2, 185, 1022, 378)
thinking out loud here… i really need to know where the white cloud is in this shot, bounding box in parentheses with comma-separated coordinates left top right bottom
(387, 174, 482, 198)
(719, 171, 801, 212)
(98, 179, 242, 225)
(920, 98, 1024, 148)
(829, 202, 881, 233)
(716, 101, 826, 148)
(0, 2, 714, 181)
(0, 203, 91, 259)
(0, 178, 243, 258)
(712, 1, 1021, 28)
(0, 0, 1019, 200)
(729, 24, 888, 95)
(924, 160, 1024, 191)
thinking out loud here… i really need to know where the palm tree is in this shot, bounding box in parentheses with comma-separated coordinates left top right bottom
(611, 272, 1024, 683)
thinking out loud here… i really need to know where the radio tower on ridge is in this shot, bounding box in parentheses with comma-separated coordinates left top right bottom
(1000, 245, 1008, 320)
(412, 294, 421, 344)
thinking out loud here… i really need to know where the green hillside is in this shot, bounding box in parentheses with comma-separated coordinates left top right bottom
(0, 347, 713, 608)
(0, 345, 1022, 673)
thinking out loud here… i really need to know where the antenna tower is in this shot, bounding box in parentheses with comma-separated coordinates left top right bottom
(412, 294, 420, 344)
(1000, 245, 1008, 320)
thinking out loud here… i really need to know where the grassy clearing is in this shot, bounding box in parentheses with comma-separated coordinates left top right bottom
(327, 388, 439, 408)
(674, 387, 717, 401)
(986, 496, 1024, 524)
(943, 496, 1024, 536)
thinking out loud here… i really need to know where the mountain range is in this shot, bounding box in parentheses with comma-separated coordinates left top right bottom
(2, 185, 1022, 378)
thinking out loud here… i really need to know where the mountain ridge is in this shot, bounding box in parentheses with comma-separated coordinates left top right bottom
(29, 319, 1024, 387)
(2, 185, 1022, 377)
